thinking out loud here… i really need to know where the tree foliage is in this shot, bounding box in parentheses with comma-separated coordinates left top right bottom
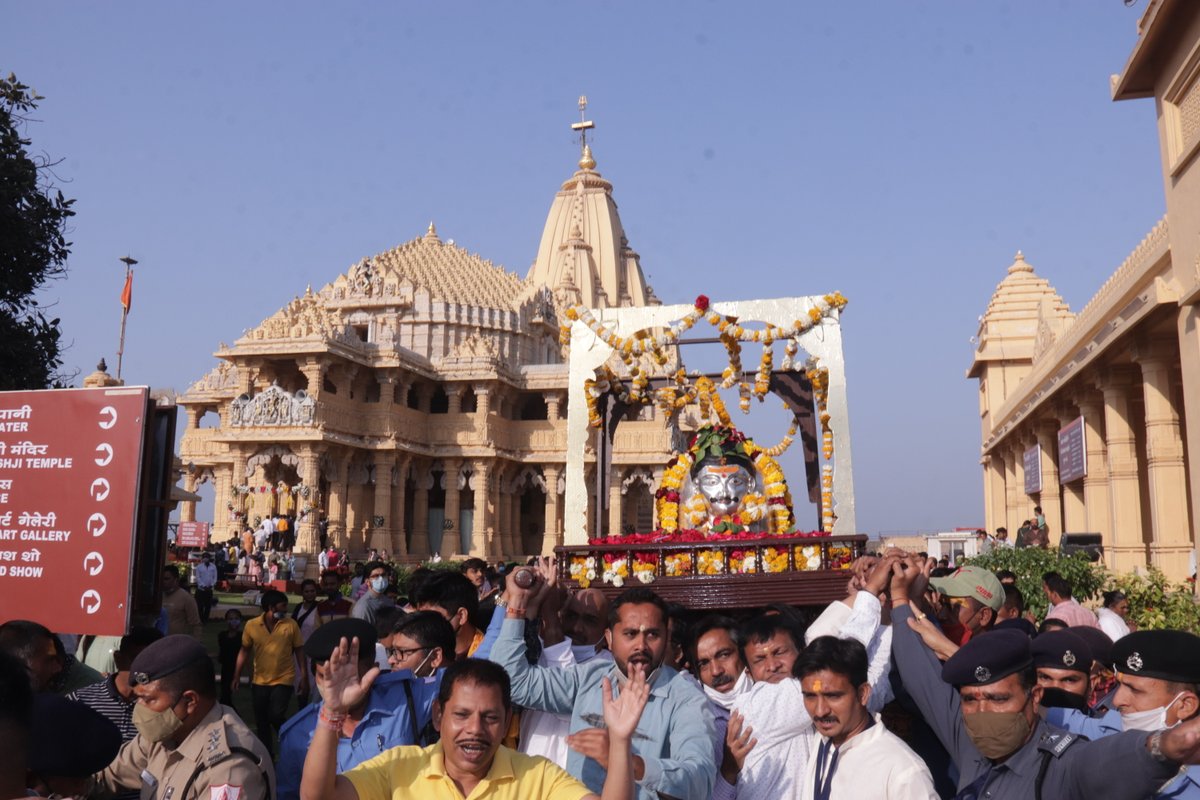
(0, 73, 75, 389)
(963, 547, 1105, 620)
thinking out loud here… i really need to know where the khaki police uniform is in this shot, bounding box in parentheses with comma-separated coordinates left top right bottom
(97, 704, 275, 800)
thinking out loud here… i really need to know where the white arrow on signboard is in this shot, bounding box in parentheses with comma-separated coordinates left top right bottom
(84, 552, 104, 576)
(94, 443, 113, 466)
(81, 590, 101, 614)
(87, 513, 107, 537)
(89, 478, 110, 502)
(98, 406, 117, 430)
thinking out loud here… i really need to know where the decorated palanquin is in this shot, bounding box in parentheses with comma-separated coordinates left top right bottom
(555, 293, 866, 609)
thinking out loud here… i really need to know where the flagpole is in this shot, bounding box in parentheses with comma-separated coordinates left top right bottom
(116, 255, 137, 381)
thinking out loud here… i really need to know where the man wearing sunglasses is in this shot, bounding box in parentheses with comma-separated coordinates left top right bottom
(275, 618, 441, 800)
(928, 566, 1004, 646)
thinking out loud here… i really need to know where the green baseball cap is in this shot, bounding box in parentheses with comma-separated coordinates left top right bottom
(929, 566, 1004, 612)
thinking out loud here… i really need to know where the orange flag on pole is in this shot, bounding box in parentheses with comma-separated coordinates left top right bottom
(120, 271, 133, 312)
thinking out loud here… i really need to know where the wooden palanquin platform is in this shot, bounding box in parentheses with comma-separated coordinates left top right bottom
(555, 534, 868, 610)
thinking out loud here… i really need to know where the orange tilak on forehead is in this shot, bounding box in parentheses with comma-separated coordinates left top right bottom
(705, 465, 741, 476)
(811, 679, 823, 692)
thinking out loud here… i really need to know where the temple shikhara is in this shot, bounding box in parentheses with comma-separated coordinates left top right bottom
(177, 104, 676, 562)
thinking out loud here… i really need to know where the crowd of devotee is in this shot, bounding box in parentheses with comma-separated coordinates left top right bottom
(7, 547, 1200, 800)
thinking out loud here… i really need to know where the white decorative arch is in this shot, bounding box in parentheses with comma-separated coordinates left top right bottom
(620, 467, 655, 495)
(245, 445, 299, 477)
(565, 296, 857, 543)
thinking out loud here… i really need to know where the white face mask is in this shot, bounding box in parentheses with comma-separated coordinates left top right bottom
(570, 637, 601, 664)
(703, 668, 753, 710)
(1121, 691, 1186, 732)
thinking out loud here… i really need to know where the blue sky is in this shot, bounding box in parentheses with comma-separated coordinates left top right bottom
(5, 2, 1166, 536)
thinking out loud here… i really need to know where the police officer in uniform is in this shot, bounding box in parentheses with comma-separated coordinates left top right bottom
(1048, 629, 1200, 799)
(95, 635, 276, 800)
(889, 555, 1200, 800)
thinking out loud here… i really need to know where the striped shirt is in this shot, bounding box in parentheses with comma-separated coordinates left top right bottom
(67, 676, 138, 800)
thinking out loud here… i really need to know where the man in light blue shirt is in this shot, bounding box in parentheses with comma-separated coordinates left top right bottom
(490, 581, 716, 800)
(276, 618, 442, 800)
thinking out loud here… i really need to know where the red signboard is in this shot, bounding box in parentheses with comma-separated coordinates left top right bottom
(176, 520, 210, 548)
(0, 387, 148, 635)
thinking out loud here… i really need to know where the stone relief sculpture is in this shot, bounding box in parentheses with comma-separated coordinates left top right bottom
(229, 383, 317, 427)
(187, 361, 237, 394)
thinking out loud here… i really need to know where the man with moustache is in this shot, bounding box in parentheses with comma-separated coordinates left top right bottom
(687, 616, 752, 784)
(797, 636, 936, 799)
(490, 580, 716, 800)
(301, 651, 649, 800)
(716, 557, 895, 800)
(889, 554, 1200, 800)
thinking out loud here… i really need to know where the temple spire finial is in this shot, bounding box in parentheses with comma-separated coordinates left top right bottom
(425, 221, 440, 243)
(571, 95, 596, 170)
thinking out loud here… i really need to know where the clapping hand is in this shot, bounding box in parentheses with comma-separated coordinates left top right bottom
(319, 636, 379, 715)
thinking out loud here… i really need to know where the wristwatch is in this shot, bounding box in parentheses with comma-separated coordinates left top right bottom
(1149, 730, 1170, 763)
(494, 595, 509, 609)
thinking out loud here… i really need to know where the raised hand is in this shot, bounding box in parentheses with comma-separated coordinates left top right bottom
(319, 636, 379, 715)
(603, 665, 650, 742)
(906, 601, 959, 660)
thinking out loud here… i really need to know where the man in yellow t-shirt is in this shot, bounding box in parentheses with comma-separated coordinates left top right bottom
(301, 642, 648, 800)
(232, 588, 307, 757)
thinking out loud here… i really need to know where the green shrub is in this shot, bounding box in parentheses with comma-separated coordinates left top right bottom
(963, 548, 1105, 620)
(1104, 568, 1200, 634)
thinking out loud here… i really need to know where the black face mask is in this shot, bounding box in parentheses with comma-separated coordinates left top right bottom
(1039, 686, 1089, 712)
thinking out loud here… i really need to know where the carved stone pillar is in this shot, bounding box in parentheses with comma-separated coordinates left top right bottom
(471, 460, 493, 558)
(180, 472, 198, 523)
(417, 384, 432, 413)
(443, 459, 462, 555)
(328, 451, 351, 549)
(474, 384, 491, 421)
(1032, 423, 1063, 546)
(392, 455, 410, 557)
(235, 362, 256, 396)
(295, 445, 323, 562)
(370, 453, 395, 553)
(447, 387, 464, 415)
(1057, 407, 1086, 535)
(542, 465, 561, 555)
(1002, 443, 1019, 532)
(983, 453, 1006, 536)
(395, 378, 410, 408)
(1100, 369, 1146, 571)
(213, 465, 233, 542)
(545, 392, 562, 422)
(376, 372, 396, 405)
(1135, 342, 1191, 579)
(1076, 393, 1111, 545)
(302, 356, 327, 403)
(185, 407, 201, 430)
(608, 467, 623, 539)
(412, 462, 432, 556)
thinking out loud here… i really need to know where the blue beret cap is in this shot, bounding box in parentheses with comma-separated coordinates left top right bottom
(1112, 630, 1200, 683)
(942, 628, 1032, 686)
(1031, 630, 1092, 673)
(129, 634, 210, 686)
(304, 617, 377, 661)
(30, 695, 122, 776)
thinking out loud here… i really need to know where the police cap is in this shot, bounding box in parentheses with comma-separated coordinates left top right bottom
(994, 617, 1038, 638)
(304, 617, 377, 662)
(1067, 626, 1113, 668)
(1112, 630, 1200, 683)
(1031, 630, 1092, 674)
(129, 633, 210, 686)
(942, 628, 1032, 686)
(29, 695, 122, 776)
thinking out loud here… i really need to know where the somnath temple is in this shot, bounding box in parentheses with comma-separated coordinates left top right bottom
(177, 118, 679, 563)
